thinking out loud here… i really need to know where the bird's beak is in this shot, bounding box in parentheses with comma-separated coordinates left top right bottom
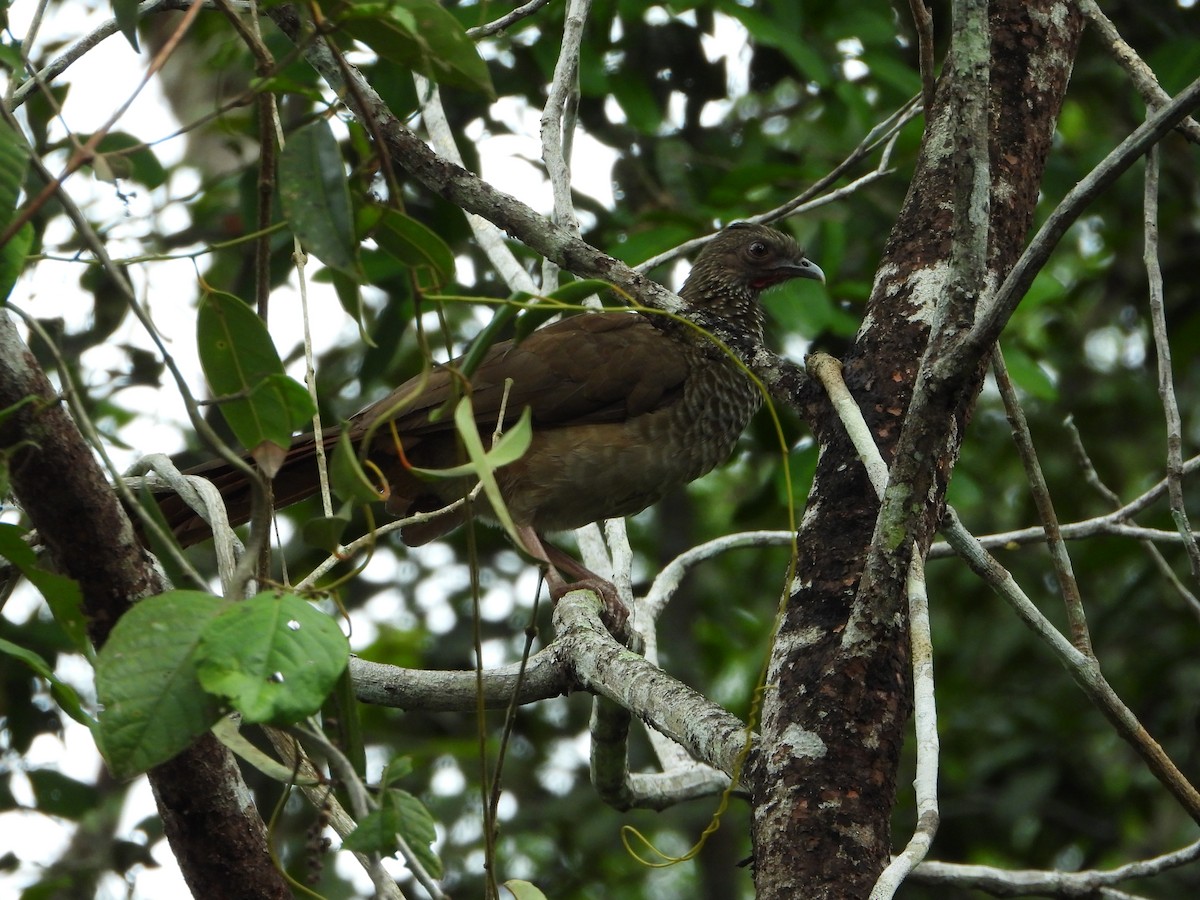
(787, 258, 825, 284)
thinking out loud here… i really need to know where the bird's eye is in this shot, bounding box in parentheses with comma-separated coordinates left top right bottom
(748, 241, 768, 258)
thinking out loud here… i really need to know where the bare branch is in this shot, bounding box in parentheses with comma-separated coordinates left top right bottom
(992, 349, 1091, 653)
(912, 834, 1200, 897)
(1078, 0, 1200, 144)
(1143, 146, 1200, 583)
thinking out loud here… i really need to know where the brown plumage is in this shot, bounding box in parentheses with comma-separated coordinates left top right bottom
(159, 223, 823, 618)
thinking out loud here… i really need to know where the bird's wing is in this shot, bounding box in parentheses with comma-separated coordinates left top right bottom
(349, 312, 690, 438)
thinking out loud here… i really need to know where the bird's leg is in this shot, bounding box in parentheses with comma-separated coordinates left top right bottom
(514, 525, 629, 638)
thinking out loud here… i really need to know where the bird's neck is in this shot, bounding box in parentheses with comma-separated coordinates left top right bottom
(678, 282, 767, 345)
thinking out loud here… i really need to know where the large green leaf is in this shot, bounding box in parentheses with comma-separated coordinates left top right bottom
(196, 290, 317, 462)
(279, 118, 359, 277)
(196, 592, 349, 725)
(95, 591, 230, 779)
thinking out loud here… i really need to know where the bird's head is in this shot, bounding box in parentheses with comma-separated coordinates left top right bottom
(680, 222, 824, 336)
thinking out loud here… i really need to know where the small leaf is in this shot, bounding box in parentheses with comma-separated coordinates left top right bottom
(379, 755, 413, 788)
(390, 788, 441, 877)
(302, 514, 351, 553)
(412, 397, 526, 545)
(0, 222, 33, 304)
(196, 592, 349, 725)
(0, 637, 95, 729)
(82, 132, 166, 188)
(111, 0, 141, 51)
(504, 881, 549, 900)
(371, 208, 455, 288)
(0, 523, 88, 656)
(0, 116, 30, 218)
(341, 788, 442, 878)
(341, 805, 402, 854)
(95, 591, 231, 779)
(330, 427, 386, 505)
(279, 119, 358, 276)
(28, 769, 101, 820)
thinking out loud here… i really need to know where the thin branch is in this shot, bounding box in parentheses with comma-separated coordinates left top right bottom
(265, 728, 409, 899)
(1077, 0, 1200, 145)
(907, 0, 936, 116)
(1063, 418, 1200, 622)
(1143, 145, 1200, 583)
(992, 349, 1092, 654)
(644, 530, 794, 620)
(466, 0, 556, 39)
(7, 0, 209, 110)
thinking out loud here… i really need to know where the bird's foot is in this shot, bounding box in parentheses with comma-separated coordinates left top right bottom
(548, 573, 630, 641)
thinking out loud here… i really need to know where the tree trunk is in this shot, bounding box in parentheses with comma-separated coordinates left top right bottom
(748, 2, 1084, 896)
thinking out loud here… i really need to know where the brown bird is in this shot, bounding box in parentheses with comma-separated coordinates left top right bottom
(159, 223, 823, 623)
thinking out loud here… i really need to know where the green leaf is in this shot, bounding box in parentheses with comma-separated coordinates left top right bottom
(0, 523, 88, 656)
(336, 0, 495, 98)
(1002, 346, 1058, 402)
(302, 513, 351, 553)
(341, 788, 442, 878)
(196, 592, 349, 725)
(0, 637, 95, 730)
(0, 222, 32, 304)
(279, 119, 358, 277)
(379, 755, 413, 788)
(371, 208, 455, 288)
(111, 0, 141, 51)
(197, 290, 316, 454)
(0, 116, 29, 218)
(330, 427, 386, 504)
(406, 398, 530, 546)
(330, 266, 376, 347)
(83, 132, 166, 188)
(28, 769, 101, 820)
(390, 788, 441, 877)
(409, 402, 532, 478)
(95, 591, 230, 779)
(504, 882, 549, 900)
(341, 805, 401, 854)
(211, 715, 321, 785)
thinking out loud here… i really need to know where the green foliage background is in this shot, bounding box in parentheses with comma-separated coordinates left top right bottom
(2, 1, 1199, 897)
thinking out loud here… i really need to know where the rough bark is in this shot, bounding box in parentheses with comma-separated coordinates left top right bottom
(0, 311, 289, 900)
(748, 3, 1084, 897)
